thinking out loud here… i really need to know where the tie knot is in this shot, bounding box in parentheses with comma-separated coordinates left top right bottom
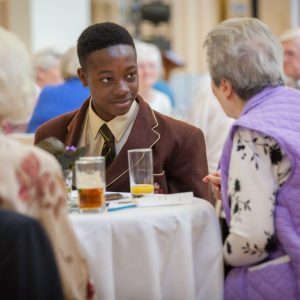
(99, 124, 114, 143)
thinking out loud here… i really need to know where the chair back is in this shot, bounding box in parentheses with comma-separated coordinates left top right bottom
(0, 209, 64, 300)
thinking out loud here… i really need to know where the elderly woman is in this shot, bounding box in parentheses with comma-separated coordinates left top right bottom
(0, 29, 38, 134)
(135, 40, 173, 116)
(0, 27, 92, 299)
(33, 47, 63, 89)
(279, 27, 300, 89)
(203, 18, 300, 299)
(27, 46, 90, 132)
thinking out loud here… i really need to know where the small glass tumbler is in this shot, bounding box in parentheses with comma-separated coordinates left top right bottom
(128, 148, 154, 198)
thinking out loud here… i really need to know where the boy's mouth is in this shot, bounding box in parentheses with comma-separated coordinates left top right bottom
(111, 98, 133, 109)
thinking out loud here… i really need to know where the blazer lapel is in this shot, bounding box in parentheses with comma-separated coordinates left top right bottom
(65, 98, 90, 146)
(106, 96, 160, 187)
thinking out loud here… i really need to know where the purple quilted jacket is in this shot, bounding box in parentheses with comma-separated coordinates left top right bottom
(220, 86, 300, 300)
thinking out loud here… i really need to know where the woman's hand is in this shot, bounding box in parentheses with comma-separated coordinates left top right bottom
(203, 171, 222, 200)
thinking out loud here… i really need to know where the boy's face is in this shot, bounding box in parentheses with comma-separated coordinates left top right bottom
(78, 45, 138, 122)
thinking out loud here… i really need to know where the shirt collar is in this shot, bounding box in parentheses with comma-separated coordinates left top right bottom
(88, 99, 138, 142)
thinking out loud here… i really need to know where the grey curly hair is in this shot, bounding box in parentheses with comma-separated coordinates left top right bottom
(204, 18, 284, 100)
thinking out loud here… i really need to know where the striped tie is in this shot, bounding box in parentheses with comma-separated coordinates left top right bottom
(99, 124, 116, 167)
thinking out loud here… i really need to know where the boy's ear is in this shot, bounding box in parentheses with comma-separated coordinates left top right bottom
(77, 68, 88, 87)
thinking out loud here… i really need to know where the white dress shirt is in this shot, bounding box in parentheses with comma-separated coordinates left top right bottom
(78, 99, 139, 156)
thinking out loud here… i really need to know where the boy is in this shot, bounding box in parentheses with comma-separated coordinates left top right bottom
(34, 22, 210, 201)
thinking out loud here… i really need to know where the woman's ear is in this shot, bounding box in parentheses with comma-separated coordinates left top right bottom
(220, 79, 233, 100)
(77, 68, 88, 87)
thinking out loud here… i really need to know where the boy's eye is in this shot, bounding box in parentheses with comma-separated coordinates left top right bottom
(101, 77, 112, 83)
(127, 72, 137, 79)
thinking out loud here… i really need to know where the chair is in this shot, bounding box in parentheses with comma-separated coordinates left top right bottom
(0, 209, 64, 300)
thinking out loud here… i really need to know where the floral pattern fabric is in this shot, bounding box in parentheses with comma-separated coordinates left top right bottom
(0, 135, 89, 300)
(224, 128, 291, 267)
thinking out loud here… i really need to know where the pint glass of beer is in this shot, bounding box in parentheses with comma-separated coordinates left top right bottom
(75, 157, 105, 212)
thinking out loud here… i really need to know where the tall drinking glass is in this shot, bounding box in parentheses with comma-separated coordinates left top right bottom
(128, 148, 154, 198)
(75, 157, 106, 212)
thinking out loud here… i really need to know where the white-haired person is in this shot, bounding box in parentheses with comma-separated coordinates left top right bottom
(279, 27, 300, 88)
(33, 47, 63, 89)
(135, 40, 173, 116)
(203, 18, 300, 299)
(0, 27, 93, 300)
(0, 28, 38, 134)
(27, 47, 90, 132)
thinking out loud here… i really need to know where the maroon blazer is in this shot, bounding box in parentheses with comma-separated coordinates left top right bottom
(35, 95, 210, 202)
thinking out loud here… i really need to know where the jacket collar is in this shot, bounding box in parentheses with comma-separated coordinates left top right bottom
(65, 97, 90, 146)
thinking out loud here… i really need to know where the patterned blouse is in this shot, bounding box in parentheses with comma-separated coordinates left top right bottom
(224, 128, 291, 267)
(0, 135, 89, 299)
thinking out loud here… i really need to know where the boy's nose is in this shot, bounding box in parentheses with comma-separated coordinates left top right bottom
(114, 80, 129, 95)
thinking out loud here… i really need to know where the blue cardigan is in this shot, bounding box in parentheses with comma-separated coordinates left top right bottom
(27, 78, 89, 133)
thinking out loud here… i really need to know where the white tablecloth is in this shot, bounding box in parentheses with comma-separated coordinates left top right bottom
(70, 198, 224, 300)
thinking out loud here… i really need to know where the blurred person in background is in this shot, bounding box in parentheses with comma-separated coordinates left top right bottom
(153, 79, 175, 107)
(203, 18, 300, 299)
(27, 46, 90, 133)
(189, 74, 234, 173)
(33, 47, 63, 89)
(0, 28, 38, 134)
(0, 26, 93, 300)
(135, 40, 173, 116)
(279, 27, 300, 88)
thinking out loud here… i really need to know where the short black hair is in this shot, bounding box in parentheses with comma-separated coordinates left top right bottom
(77, 22, 135, 68)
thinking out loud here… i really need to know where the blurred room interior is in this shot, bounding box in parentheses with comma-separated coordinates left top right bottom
(0, 0, 299, 118)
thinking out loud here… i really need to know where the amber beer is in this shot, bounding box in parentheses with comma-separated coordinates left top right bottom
(75, 157, 106, 212)
(78, 187, 104, 209)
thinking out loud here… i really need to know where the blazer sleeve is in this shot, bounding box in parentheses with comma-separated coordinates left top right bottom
(167, 126, 211, 203)
(34, 115, 70, 145)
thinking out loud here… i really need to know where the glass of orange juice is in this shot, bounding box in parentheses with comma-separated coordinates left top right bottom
(128, 148, 154, 198)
